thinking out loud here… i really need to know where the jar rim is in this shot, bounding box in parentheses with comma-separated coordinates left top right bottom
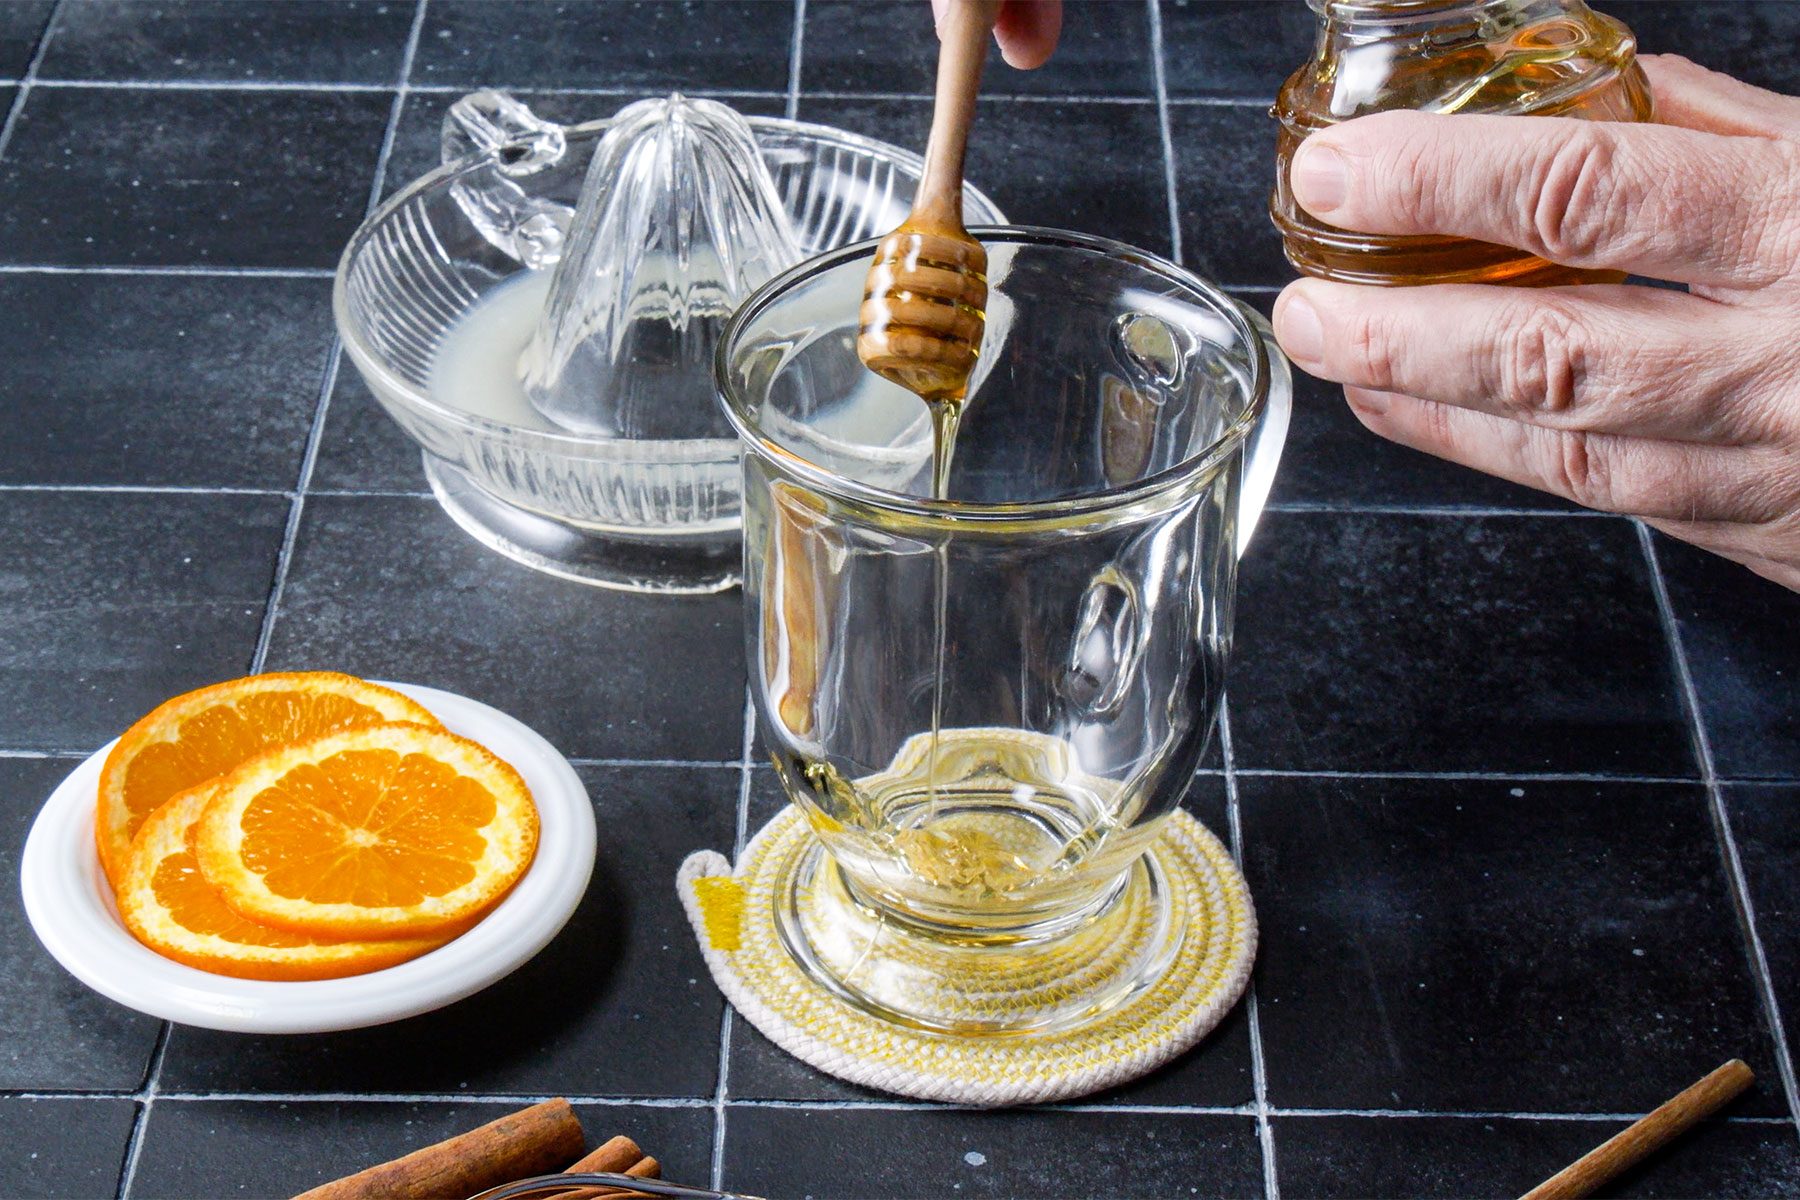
(714, 225, 1273, 527)
(1306, 0, 1552, 18)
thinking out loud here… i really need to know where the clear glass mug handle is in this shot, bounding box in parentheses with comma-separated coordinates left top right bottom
(1234, 302, 1292, 560)
(1060, 308, 1290, 716)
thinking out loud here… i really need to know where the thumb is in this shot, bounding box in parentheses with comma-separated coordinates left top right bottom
(995, 0, 1061, 70)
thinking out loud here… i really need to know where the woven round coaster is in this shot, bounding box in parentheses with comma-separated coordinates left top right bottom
(677, 806, 1256, 1106)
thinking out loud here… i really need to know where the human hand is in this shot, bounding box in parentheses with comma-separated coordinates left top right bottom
(931, 0, 1061, 69)
(1270, 55, 1800, 591)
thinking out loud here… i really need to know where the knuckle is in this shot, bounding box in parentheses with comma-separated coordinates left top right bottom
(1499, 299, 1586, 419)
(1549, 428, 1616, 512)
(1419, 394, 1461, 454)
(1529, 126, 1617, 263)
(1343, 308, 1401, 392)
(1367, 119, 1445, 229)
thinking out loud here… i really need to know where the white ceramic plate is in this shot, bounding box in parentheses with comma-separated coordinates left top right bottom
(19, 682, 594, 1034)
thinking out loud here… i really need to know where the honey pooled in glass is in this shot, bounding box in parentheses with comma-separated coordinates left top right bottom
(1272, 0, 1653, 287)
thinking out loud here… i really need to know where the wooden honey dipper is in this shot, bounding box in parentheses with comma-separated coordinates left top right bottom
(857, 0, 999, 405)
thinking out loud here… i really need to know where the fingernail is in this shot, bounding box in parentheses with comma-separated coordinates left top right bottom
(1275, 289, 1324, 368)
(1291, 141, 1348, 214)
(1347, 389, 1390, 417)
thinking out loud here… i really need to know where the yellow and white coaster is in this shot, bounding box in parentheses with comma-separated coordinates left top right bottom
(678, 806, 1256, 1106)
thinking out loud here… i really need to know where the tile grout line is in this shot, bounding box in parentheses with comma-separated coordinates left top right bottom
(247, 348, 337, 676)
(22, 77, 792, 98)
(374, 0, 431, 215)
(1637, 524, 1800, 1140)
(34, 77, 398, 92)
(1145, 0, 1183, 265)
(0, 488, 1622, 517)
(1219, 701, 1281, 1200)
(14, 1087, 1794, 1122)
(0, 482, 289, 496)
(567, 756, 743, 770)
(1271, 1107, 1797, 1124)
(113, 1022, 171, 1200)
(111, 5, 436, 1185)
(1266, 501, 1612, 518)
(14, 76, 1278, 108)
(710, 688, 757, 1190)
(1168, 94, 1280, 108)
(0, 0, 57, 164)
(248, 0, 424, 677)
(1231, 767, 1701, 785)
(2, 740, 1748, 787)
(784, 0, 805, 121)
(0, 263, 337, 278)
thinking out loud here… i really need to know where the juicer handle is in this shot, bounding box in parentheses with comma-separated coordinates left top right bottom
(442, 90, 567, 173)
(442, 91, 575, 270)
(1235, 303, 1292, 559)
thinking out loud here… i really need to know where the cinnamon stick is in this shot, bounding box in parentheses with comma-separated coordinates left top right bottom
(567, 1136, 648, 1175)
(550, 1137, 662, 1200)
(1520, 1060, 1756, 1200)
(293, 1098, 586, 1200)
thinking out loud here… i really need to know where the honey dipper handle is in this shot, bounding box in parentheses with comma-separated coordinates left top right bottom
(915, 0, 1000, 228)
(1519, 1060, 1755, 1200)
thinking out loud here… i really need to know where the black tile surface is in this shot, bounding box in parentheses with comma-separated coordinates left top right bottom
(264, 495, 746, 761)
(1171, 102, 1289, 287)
(1269, 367, 1584, 511)
(1160, 0, 1316, 102)
(0, 1, 51, 79)
(0, 273, 333, 488)
(9, 4, 1799, 1197)
(1227, 293, 1580, 513)
(38, 1, 416, 84)
(800, 0, 1154, 98)
(796, 95, 1173, 254)
(1725, 785, 1800, 1063)
(159, 763, 736, 1097)
(0, 490, 286, 751)
(1274, 1114, 1800, 1200)
(412, 0, 794, 92)
(0, 86, 391, 268)
(129, 1099, 714, 1199)
(722, 1106, 1264, 1200)
(310, 365, 426, 493)
(1, 756, 165, 1091)
(1655, 535, 1800, 781)
(1608, 0, 1800, 96)
(0, 1097, 137, 1200)
(1242, 774, 1784, 1114)
(1230, 511, 1695, 776)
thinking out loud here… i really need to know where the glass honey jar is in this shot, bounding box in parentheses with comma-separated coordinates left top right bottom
(1271, 0, 1654, 287)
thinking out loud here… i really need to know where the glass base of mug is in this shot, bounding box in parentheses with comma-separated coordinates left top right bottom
(771, 839, 1184, 1037)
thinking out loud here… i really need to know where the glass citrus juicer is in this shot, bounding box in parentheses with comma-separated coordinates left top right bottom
(716, 228, 1291, 1035)
(333, 91, 1004, 592)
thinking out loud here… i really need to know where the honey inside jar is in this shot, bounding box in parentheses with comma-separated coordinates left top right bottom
(1271, 0, 1654, 287)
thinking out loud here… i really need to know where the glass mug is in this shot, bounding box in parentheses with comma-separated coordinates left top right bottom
(715, 228, 1290, 1034)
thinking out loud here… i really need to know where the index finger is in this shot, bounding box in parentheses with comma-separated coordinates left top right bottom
(1288, 110, 1800, 288)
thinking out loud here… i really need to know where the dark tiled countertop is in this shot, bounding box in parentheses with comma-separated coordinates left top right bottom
(3, 2, 1798, 1198)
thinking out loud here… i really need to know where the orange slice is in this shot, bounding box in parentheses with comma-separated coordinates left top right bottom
(194, 724, 539, 939)
(97, 673, 442, 892)
(118, 786, 452, 981)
